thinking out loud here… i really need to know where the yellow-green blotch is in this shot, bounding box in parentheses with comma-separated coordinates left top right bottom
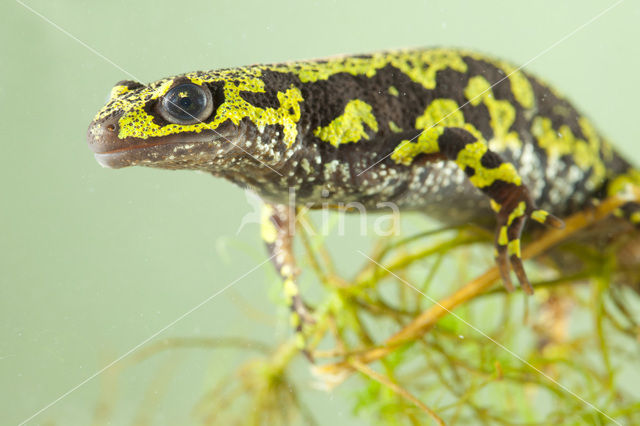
(498, 226, 508, 246)
(507, 239, 521, 257)
(260, 205, 277, 244)
(283, 278, 298, 304)
(388, 121, 403, 133)
(464, 75, 522, 152)
(457, 141, 522, 188)
(391, 98, 481, 165)
(507, 201, 527, 226)
(390, 97, 522, 189)
(607, 169, 640, 197)
(313, 99, 378, 147)
(531, 209, 549, 224)
(531, 116, 607, 188)
(467, 53, 535, 110)
(271, 49, 468, 91)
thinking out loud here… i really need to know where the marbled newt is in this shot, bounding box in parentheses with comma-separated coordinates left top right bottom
(87, 48, 640, 351)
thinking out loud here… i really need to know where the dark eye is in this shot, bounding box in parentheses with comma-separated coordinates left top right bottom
(159, 82, 213, 125)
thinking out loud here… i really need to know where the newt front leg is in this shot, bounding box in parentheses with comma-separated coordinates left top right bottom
(261, 202, 315, 359)
(392, 126, 565, 293)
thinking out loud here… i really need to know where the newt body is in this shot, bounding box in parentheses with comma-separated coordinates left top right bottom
(87, 48, 640, 350)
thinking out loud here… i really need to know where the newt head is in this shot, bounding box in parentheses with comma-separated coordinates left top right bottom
(86, 74, 249, 170)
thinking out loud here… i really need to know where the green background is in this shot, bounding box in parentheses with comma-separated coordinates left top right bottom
(2, 0, 639, 424)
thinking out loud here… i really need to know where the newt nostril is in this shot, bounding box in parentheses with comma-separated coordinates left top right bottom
(87, 113, 123, 154)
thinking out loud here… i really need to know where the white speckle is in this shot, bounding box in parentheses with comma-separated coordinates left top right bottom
(300, 158, 312, 174)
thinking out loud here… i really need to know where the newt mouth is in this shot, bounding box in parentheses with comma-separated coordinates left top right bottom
(92, 138, 182, 155)
(91, 139, 189, 168)
(92, 139, 224, 169)
(93, 151, 135, 169)
(87, 119, 227, 169)
(86, 109, 239, 169)
(93, 144, 168, 168)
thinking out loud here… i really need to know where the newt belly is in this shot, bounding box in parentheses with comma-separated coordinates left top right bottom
(87, 48, 640, 351)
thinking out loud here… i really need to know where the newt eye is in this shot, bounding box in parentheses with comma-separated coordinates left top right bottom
(159, 82, 213, 125)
